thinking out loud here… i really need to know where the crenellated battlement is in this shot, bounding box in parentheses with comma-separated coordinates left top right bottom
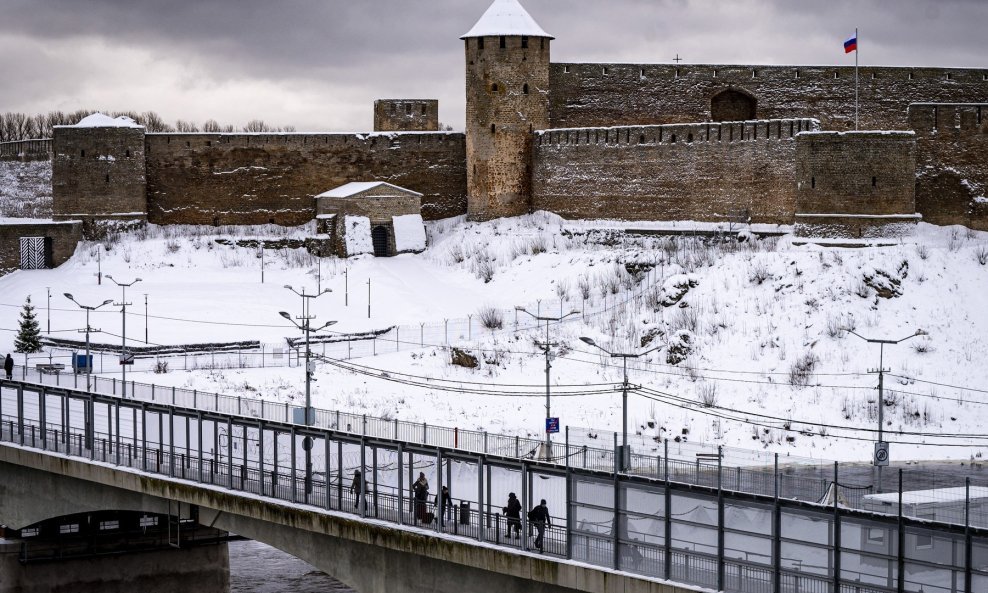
(535, 118, 820, 147)
(908, 103, 987, 133)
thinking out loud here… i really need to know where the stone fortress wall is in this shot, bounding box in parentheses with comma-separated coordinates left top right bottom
(533, 119, 818, 224)
(909, 103, 988, 230)
(142, 132, 466, 226)
(547, 63, 988, 131)
(43, 0, 988, 238)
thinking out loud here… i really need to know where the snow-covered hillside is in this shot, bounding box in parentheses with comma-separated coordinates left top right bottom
(2, 213, 987, 464)
(0, 160, 52, 218)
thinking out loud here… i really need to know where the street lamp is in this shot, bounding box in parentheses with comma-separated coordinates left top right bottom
(516, 306, 580, 461)
(63, 294, 113, 392)
(843, 328, 928, 492)
(579, 337, 662, 472)
(105, 275, 142, 398)
(281, 285, 335, 497)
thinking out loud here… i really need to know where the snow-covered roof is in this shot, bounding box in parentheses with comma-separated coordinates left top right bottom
(864, 486, 988, 505)
(69, 112, 143, 128)
(316, 181, 423, 199)
(461, 0, 553, 39)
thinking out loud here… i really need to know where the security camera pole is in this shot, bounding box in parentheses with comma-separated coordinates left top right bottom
(579, 337, 662, 472)
(281, 285, 335, 497)
(843, 328, 928, 492)
(516, 306, 580, 461)
(105, 275, 142, 398)
(63, 294, 114, 393)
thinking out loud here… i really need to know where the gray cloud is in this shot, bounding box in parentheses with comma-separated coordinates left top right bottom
(0, 0, 985, 131)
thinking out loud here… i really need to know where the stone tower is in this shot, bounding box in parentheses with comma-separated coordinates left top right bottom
(52, 113, 147, 236)
(462, 0, 552, 221)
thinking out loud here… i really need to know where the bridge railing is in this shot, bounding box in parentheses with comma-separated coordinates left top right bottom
(7, 364, 983, 528)
(3, 380, 988, 593)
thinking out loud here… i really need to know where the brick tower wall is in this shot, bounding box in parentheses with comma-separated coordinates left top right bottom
(465, 35, 550, 221)
(373, 100, 440, 132)
(52, 126, 147, 225)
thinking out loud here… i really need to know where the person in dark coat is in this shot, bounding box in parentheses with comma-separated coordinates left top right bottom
(434, 485, 452, 523)
(503, 492, 522, 538)
(350, 470, 368, 510)
(528, 499, 551, 551)
(3, 354, 12, 380)
(412, 472, 430, 523)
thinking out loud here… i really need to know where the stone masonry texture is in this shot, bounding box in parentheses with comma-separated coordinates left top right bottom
(465, 35, 551, 221)
(374, 100, 440, 132)
(533, 119, 818, 224)
(52, 126, 147, 224)
(795, 131, 917, 216)
(548, 64, 988, 131)
(909, 103, 988, 231)
(144, 132, 466, 225)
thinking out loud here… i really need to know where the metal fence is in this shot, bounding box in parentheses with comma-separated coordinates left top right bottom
(2, 379, 988, 593)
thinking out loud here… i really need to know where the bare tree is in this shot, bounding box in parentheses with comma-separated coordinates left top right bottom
(201, 119, 222, 133)
(243, 119, 271, 133)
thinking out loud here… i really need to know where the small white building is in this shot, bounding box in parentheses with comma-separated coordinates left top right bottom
(314, 181, 426, 258)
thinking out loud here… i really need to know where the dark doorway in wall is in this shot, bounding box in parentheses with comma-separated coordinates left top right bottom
(372, 226, 390, 257)
(711, 89, 757, 122)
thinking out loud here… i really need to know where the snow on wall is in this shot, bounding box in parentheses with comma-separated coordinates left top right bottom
(392, 214, 426, 253)
(344, 216, 373, 256)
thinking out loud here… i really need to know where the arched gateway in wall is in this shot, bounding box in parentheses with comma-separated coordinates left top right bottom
(711, 88, 757, 121)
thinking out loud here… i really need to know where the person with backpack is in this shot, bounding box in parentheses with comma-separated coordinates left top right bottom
(528, 499, 551, 551)
(412, 472, 430, 523)
(350, 469, 368, 510)
(503, 492, 522, 538)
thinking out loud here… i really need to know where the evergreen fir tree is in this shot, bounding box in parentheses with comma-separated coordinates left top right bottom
(14, 296, 43, 354)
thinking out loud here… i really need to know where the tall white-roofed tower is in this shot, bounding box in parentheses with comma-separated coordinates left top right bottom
(462, 0, 552, 220)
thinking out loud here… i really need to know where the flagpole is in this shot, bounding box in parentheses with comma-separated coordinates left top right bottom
(855, 27, 859, 130)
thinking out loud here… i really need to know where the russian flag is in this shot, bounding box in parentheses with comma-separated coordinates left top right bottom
(844, 35, 858, 53)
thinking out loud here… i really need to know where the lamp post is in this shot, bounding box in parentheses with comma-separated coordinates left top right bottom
(516, 306, 580, 461)
(105, 275, 142, 398)
(281, 285, 335, 497)
(63, 294, 113, 392)
(579, 337, 661, 472)
(46, 287, 50, 335)
(843, 328, 928, 492)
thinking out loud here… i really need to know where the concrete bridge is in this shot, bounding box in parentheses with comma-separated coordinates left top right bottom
(1, 377, 986, 593)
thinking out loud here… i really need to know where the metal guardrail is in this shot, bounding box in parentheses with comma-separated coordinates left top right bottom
(2, 379, 988, 593)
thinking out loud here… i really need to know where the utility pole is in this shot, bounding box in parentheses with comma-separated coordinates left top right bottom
(280, 285, 336, 497)
(516, 306, 580, 461)
(64, 294, 113, 392)
(844, 328, 927, 492)
(46, 287, 50, 335)
(579, 337, 662, 472)
(144, 294, 148, 344)
(106, 275, 142, 398)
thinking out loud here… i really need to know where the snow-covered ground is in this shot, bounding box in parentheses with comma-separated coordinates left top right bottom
(2, 213, 987, 465)
(0, 160, 51, 219)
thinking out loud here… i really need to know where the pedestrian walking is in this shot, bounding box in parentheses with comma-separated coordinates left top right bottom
(528, 499, 551, 551)
(350, 469, 368, 510)
(503, 492, 522, 538)
(434, 485, 453, 523)
(413, 472, 430, 523)
(3, 354, 12, 380)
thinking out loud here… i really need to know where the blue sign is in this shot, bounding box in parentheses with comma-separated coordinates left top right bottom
(545, 417, 560, 434)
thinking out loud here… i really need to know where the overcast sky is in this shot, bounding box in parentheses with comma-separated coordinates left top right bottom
(1, 0, 985, 132)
